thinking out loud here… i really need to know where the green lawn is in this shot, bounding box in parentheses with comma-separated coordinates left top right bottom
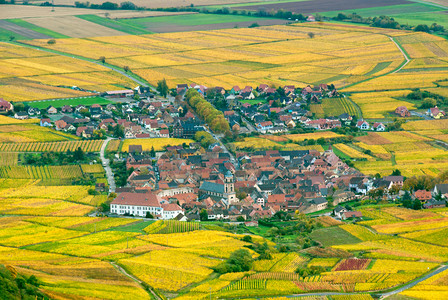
(25, 96, 112, 109)
(240, 99, 268, 105)
(201, 0, 309, 9)
(118, 13, 277, 29)
(77, 15, 153, 35)
(320, 3, 444, 18)
(7, 19, 69, 39)
(309, 226, 361, 247)
(390, 11, 448, 28)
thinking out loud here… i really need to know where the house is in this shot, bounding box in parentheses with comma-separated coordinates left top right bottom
(414, 190, 432, 203)
(342, 211, 362, 220)
(356, 120, 370, 130)
(0, 99, 13, 112)
(334, 206, 348, 218)
(40, 118, 52, 127)
(428, 107, 445, 119)
(159, 129, 170, 138)
(90, 104, 102, 116)
(395, 106, 410, 117)
(111, 192, 184, 219)
(256, 121, 273, 133)
(372, 122, 385, 131)
(14, 112, 28, 120)
(105, 90, 134, 98)
(383, 176, 404, 187)
(307, 15, 316, 22)
(433, 184, 448, 198)
(423, 199, 446, 209)
(230, 86, 240, 95)
(47, 106, 57, 114)
(54, 120, 67, 131)
(61, 105, 73, 113)
(27, 107, 40, 116)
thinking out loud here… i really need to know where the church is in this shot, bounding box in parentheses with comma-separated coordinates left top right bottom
(198, 171, 237, 206)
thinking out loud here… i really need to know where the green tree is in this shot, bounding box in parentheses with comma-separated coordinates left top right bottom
(98, 56, 106, 64)
(150, 146, 156, 157)
(73, 147, 85, 161)
(113, 125, 124, 138)
(157, 78, 169, 98)
(199, 208, 208, 221)
(412, 199, 422, 210)
(214, 249, 253, 273)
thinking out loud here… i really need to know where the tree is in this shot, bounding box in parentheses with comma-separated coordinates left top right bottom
(157, 78, 169, 98)
(237, 216, 245, 222)
(47, 39, 56, 45)
(214, 249, 253, 273)
(123, 65, 130, 72)
(420, 97, 437, 109)
(414, 24, 430, 33)
(236, 191, 247, 200)
(242, 235, 252, 242)
(98, 56, 106, 64)
(391, 169, 402, 176)
(120, 1, 136, 9)
(73, 147, 85, 161)
(150, 146, 155, 158)
(113, 125, 124, 138)
(308, 32, 315, 38)
(199, 208, 208, 221)
(145, 212, 154, 218)
(412, 199, 422, 210)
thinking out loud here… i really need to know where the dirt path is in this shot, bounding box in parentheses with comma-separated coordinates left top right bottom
(110, 261, 161, 300)
(389, 37, 411, 73)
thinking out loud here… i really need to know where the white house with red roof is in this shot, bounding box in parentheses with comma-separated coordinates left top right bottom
(356, 120, 370, 130)
(428, 107, 445, 119)
(372, 122, 385, 131)
(111, 192, 184, 219)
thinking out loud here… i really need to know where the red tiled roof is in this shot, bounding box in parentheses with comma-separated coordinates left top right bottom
(112, 192, 161, 207)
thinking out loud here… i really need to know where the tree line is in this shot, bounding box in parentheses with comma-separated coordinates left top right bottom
(185, 89, 230, 133)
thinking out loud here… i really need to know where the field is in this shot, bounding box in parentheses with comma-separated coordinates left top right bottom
(237, 0, 411, 14)
(352, 131, 448, 176)
(1, 171, 447, 299)
(24, 22, 406, 91)
(231, 137, 324, 152)
(0, 139, 104, 152)
(0, 42, 136, 101)
(121, 138, 194, 152)
(309, 227, 362, 247)
(25, 96, 112, 109)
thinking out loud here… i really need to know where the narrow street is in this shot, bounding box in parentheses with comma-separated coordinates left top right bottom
(100, 137, 116, 193)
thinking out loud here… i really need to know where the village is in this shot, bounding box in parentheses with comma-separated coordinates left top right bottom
(0, 82, 447, 224)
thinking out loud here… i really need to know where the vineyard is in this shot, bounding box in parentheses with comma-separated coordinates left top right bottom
(144, 220, 200, 234)
(0, 139, 104, 152)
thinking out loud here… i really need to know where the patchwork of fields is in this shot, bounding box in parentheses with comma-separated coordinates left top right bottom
(2, 175, 447, 300)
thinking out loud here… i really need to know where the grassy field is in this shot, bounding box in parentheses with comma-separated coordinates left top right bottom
(25, 96, 112, 109)
(77, 15, 153, 35)
(321, 3, 444, 18)
(309, 227, 362, 247)
(7, 19, 69, 39)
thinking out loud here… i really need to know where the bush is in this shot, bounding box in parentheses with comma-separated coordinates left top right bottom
(214, 249, 253, 273)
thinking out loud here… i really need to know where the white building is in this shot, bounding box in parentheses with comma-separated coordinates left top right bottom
(111, 192, 183, 219)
